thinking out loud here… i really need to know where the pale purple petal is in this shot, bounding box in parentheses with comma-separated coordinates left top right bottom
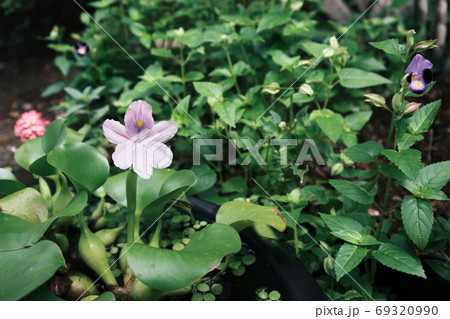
(124, 100, 154, 136)
(111, 142, 133, 169)
(132, 142, 154, 179)
(146, 142, 173, 169)
(103, 119, 129, 144)
(405, 54, 433, 74)
(147, 121, 178, 143)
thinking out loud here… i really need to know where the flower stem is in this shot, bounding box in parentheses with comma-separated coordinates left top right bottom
(126, 169, 138, 249)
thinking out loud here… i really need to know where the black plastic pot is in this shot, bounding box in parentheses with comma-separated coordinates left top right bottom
(187, 197, 327, 301)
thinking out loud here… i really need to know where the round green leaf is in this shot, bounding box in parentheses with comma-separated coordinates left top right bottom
(104, 169, 196, 221)
(0, 191, 87, 251)
(48, 143, 109, 193)
(0, 168, 25, 195)
(0, 188, 48, 225)
(14, 138, 57, 176)
(0, 241, 66, 301)
(216, 201, 287, 232)
(128, 223, 241, 291)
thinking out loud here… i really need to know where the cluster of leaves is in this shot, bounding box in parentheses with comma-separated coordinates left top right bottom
(9, 0, 448, 300)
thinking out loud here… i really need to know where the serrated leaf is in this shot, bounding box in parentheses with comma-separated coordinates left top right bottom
(369, 39, 406, 55)
(401, 196, 433, 250)
(396, 133, 424, 151)
(331, 230, 379, 246)
(372, 243, 426, 278)
(193, 81, 223, 99)
(382, 149, 422, 181)
(335, 244, 368, 281)
(339, 68, 391, 88)
(408, 100, 440, 134)
(329, 180, 374, 204)
(213, 100, 237, 127)
(344, 141, 383, 163)
(417, 161, 450, 190)
(320, 214, 364, 233)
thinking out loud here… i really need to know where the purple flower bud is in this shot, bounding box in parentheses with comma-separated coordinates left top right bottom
(75, 41, 90, 57)
(405, 54, 433, 95)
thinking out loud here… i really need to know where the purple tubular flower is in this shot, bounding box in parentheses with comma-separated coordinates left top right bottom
(75, 41, 90, 57)
(405, 54, 433, 95)
(103, 100, 178, 179)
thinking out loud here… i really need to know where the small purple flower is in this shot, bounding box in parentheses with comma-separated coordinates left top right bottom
(405, 54, 433, 95)
(75, 41, 90, 57)
(103, 100, 178, 179)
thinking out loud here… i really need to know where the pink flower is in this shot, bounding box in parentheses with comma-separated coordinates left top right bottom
(14, 110, 50, 142)
(103, 100, 178, 179)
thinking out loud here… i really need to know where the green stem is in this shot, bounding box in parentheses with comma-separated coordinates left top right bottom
(223, 45, 241, 95)
(126, 169, 138, 249)
(149, 219, 162, 248)
(180, 46, 187, 96)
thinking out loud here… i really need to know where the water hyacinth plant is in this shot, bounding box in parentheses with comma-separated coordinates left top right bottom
(1, 0, 449, 303)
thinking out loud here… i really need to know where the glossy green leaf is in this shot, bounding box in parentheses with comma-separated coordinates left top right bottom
(372, 243, 426, 278)
(22, 285, 63, 301)
(408, 100, 440, 134)
(187, 163, 216, 195)
(339, 68, 391, 88)
(0, 188, 48, 225)
(0, 168, 25, 195)
(344, 141, 383, 163)
(216, 201, 287, 232)
(401, 196, 433, 250)
(104, 169, 196, 221)
(369, 39, 406, 55)
(14, 138, 57, 176)
(128, 223, 241, 291)
(0, 240, 66, 301)
(335, 244, 368, 281)
(41, 119, 67, 154)
(0, 191, 87, 251)
(48, 143, 109, 193)
(329, 180, 374, 204)
(382, 149, 422, 181)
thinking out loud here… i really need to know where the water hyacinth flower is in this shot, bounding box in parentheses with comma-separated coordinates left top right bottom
(103, 100, 178, 179)
(405, 54, 433, 95)
(75, 41, 89, 57)
(14, 110, 50, 142)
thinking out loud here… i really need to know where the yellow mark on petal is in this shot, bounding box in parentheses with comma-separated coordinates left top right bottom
(136, 119, 144, 128)
(416, 81, 420, 87)
(411, 76, 416, 81)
